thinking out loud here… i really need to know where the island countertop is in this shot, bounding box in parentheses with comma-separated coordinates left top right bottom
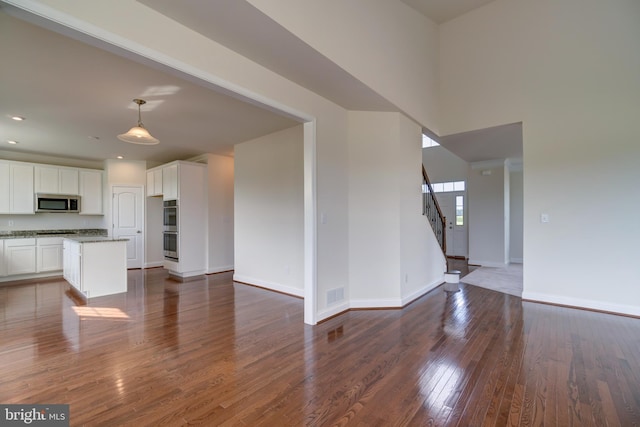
(0, 229, 108, 239)
(63, 236, 129, 244)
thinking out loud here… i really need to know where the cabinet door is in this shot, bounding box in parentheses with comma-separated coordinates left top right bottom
(0, 162, 9, 213)
(0, 241, 5, 277)
(37, 245, 63, 272)
(6, 241, 37, 275)
(10, 163, 35, 214)
(63, 240, 81, 288)
(154, 169, 163, 196)
(37, 237, 64, 272)
(59, 168, 79, 195)
(146, 171, 155, 196)
(162, 164, 178, 200)
(79, 170, 103, 215)
(35, 165, 59, 194)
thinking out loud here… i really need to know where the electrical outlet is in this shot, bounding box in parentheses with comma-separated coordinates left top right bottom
(8, 220, 14, 227)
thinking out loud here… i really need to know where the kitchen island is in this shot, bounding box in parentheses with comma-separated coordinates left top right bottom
(63, 236, 128, 299)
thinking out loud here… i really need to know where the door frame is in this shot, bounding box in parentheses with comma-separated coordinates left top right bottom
(110, 184, 145, 269)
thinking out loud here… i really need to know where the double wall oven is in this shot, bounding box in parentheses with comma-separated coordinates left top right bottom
(163, 200, 178, 261)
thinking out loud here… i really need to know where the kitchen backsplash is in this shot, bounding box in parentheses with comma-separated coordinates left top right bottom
(0, 213, 106, 232)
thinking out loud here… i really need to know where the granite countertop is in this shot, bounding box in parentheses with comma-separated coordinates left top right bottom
(0, 229, 108, 240)
(64, 236, 129, 243)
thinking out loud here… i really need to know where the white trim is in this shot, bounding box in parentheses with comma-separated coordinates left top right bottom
(233, 274, 305, 298)
(144, 261, 164, 269)
(4, 1, 319, 325)
(522, 291, 640, 318)
(349, 298, 404, 309)
(317, 302, 350, 321)
(168, 269, 207, 278)
(401, 278, 443, 305)
(0, 271, 62, 283)
(206, 265, 235, 274)
(468, 259, 509, 268)
(303, 121, 318, 324)
(510, 258, 523, 264)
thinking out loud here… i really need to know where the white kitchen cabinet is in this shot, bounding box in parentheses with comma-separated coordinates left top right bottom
(35, 165, 79, 195)
(5, 238, 37, 275)
(162, 161, 207, 278)
(37, 237, 64, 272)
(0, 241, 5, 277)
(63, 239, 80, 288)
(146, 168, 163, 197)
(162, 164, 178, 200)
(0, 161, 34, 214)
(63, 238, 127, 298)
(79, 169, 103, 215)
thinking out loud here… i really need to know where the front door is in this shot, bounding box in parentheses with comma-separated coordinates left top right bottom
(438, 192, 468, 258)
(112, 186, 144, 269)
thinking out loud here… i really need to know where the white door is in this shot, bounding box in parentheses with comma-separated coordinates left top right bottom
(112, 186, 144, 269)
(438, 192, 468, 258)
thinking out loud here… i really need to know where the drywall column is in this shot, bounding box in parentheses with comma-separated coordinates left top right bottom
(468, 160, 509, 267)
(234, 126, 304, 296)
(347, 112, 445, 311)
(206, 154, 234, 273)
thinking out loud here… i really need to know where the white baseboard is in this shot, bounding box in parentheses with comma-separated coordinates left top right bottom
(144, 261, 164, 269)
(510, 258, 523, 264)
(317, 302, 350, 322)
(350, 279, 443, 309)
(233, 274, 304, 298)
(401, 277, 443, 306)
(350, 298, 403, 309)
(522, 291, 640, 317)
(207, 265, 234, 274)
(468, 259, 509, 268)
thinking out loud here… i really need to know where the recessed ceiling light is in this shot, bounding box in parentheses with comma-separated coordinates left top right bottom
(7, 140, 19, 145)
(88, 136, 100, 140)
(116, 156, 124, 159)
(10, 116, 25, 121)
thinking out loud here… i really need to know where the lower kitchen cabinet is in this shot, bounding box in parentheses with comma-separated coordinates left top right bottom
(63, 238, 127, 298)
(4, 238, 37, 276)
(37, 237, 64, 272)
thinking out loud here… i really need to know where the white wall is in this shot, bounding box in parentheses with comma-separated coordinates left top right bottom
(509, 170, 523, 263)
(422, 146, 468, 183)
(247, 0, 440, 132)
(234, 125, 304, 296)
(440, 0, 640, 315)
(348, 112, 445, 311)
(206, 154, 234, 273)
(145, 196, 163, 268)
(468, 162, 507, 267)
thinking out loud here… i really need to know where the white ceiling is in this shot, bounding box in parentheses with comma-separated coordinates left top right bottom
(400, 0, 497, 24)
(0, 5, 300, 166)
(438, 122, 522, 163)
(1, 0, 518, 168)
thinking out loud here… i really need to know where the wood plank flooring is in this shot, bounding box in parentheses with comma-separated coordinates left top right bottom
(1, 268, 639, 426)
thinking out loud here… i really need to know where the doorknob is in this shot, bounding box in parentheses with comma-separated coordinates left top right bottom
(137, 230, 141, 234)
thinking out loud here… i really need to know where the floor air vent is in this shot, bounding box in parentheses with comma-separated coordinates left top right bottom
(327, 287, 344, 304)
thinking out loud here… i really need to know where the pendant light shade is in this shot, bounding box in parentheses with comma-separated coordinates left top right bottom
(117, 99, 159, 145)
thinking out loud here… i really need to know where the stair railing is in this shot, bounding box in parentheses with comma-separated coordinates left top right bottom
(422, 166, 446, 255)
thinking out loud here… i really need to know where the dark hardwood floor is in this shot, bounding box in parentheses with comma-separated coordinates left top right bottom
(1, 267, 639, 426)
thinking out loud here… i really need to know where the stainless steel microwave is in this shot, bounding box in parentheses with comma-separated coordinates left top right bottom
(35, 194, 81, 213)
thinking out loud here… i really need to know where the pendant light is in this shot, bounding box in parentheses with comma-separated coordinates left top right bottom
(117, 99, 159, 145)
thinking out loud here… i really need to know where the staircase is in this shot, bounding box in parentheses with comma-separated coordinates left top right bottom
(422, 166, 457, 288)
(422, 165, 446, 255)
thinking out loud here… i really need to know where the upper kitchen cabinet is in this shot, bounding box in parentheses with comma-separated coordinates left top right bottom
(146, 168, 163, 197)
(0, 160, 35, 214)
(162, 164, 178, 200)
(79, 169, 103, 215)
(35, 165, 79, 195)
